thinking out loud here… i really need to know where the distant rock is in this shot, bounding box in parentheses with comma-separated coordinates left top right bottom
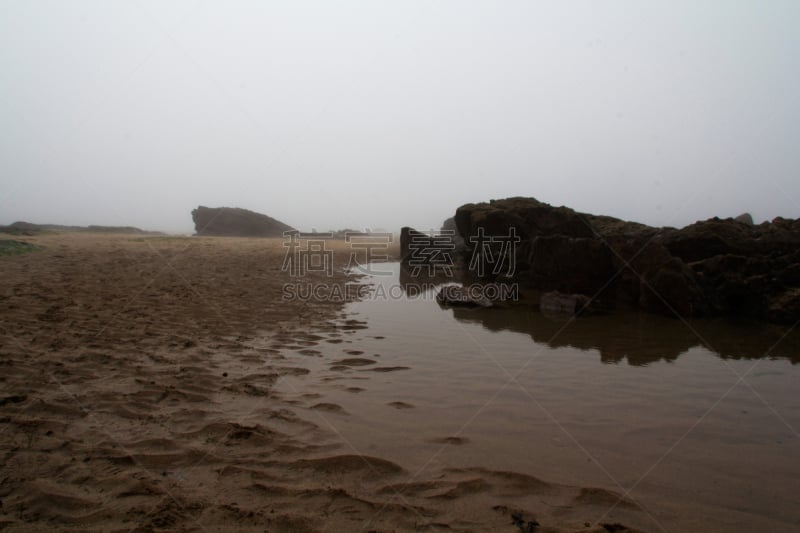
(734, 212, 754, 225)
(191, 206, 294, 237)
(327, 228, 360, 239)
(0, 222, 43, 235)
(0, 221, 162, 236)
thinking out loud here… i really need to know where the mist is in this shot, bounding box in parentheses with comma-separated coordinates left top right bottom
(2, 0, 799, 234)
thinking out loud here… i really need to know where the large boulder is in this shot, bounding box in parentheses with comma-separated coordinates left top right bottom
(191, 206, 293, 237)
(444, 197, 800, 323)
(455, 197, 594, 243)
(454, 197, 595, 282)
(529, 235, 614, 294)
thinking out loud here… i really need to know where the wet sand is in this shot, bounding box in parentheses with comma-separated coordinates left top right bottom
(1, 233, 660, 531)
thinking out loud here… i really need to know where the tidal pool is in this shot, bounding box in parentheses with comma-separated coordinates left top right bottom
(276, 263, 800, 531)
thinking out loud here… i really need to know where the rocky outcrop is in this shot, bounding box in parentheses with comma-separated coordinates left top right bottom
(441, 217, 465, 249)
(192, 206, 293, 237)
(399, 226, 463, 272)
(447, 197, 800, 324)
(455, 197, 594, 242)
(529, 235, 614, 294)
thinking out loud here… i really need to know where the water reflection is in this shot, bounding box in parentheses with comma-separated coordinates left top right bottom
(398, 265, 455, 296)
(446, 305, 800, 365)
(326, 263, 800, 531)
(381, 262, 799, 365)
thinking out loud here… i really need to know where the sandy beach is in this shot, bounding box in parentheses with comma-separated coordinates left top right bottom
(0, 233, 656, 532)
(4, 2, 799, 530)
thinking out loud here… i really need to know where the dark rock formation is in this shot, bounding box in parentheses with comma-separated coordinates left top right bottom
(441, 217, 465, 249)
(529, 235, 614, 294)
(399, 227, 426, 262)
(455, 197, 595, 241)
(768, 288, 800, 323)
(443, 197, 800, 324)
(399, 226, 460, 273)
(192, 206, 293, 237)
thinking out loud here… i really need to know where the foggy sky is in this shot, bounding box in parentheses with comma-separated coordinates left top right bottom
(2, 1, 799, 234)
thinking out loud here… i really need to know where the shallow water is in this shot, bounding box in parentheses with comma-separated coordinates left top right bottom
(276, 263, 800, 531)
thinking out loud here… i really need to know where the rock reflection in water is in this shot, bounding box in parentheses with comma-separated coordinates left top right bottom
(447, 306, 800, 365)
(398, 264, 454, 296)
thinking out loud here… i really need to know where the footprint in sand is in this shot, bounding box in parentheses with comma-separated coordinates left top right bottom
(310, 403, 347, 414)
(300, 393, 322, 400)
(274, 367, 310, 376)
(430, 436, 469, 445)
(295, 340, 318, 347)
(362, 366, 410, 373)
(333, 358, 375, 367)
(341, 319, 368, 330)
(388, 401, 414, 409)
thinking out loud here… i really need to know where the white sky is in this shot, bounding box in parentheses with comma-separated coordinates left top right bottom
(1, 1, 799, 233)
